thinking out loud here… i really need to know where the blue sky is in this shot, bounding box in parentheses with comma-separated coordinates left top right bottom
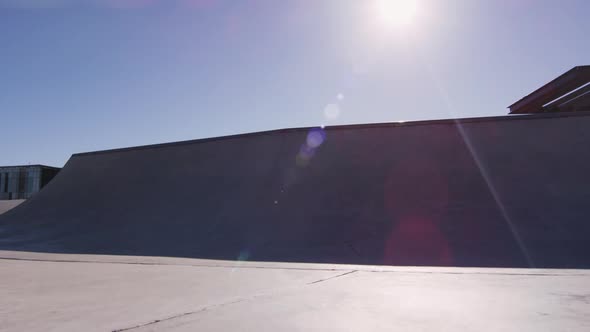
(1, 0, 589, 167)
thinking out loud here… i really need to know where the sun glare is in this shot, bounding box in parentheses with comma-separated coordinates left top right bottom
(376, 0, 418, 28)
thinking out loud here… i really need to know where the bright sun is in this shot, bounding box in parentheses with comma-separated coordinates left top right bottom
(375, 0, 419, 28)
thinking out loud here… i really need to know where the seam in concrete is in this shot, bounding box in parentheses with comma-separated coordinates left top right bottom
(111, 297, 252, 332)
(365, 270, 586, 277)
(1, 256, 588, 277)
(0, 256, 344, 272)
(112, 270, 359, 331)
(112, 273, 337, 332)
(308, 270, 358, 285)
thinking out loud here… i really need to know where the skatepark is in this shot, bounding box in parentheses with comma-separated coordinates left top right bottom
(3, 0, 590, 328)
(2, 111, 590, 331)
(2, 111, 590, 268)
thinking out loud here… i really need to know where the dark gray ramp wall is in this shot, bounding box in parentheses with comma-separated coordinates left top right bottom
(1, 113, 590, 268)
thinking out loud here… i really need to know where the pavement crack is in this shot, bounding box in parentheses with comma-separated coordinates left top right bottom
(111, 281, 311, 331)
(111, 297, 252, 332)
(111, 270, 358, 331)
(308, 270, 357, 285)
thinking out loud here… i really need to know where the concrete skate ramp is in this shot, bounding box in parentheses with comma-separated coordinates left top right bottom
(1, 112, 590, 268)
(0, 200, 24, 215)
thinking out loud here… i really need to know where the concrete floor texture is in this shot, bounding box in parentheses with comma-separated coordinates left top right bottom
(1, 251, 589, 332)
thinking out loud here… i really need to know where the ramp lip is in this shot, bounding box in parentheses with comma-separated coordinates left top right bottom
(72, 110, 590, 157)
(0, 164, 61, 170)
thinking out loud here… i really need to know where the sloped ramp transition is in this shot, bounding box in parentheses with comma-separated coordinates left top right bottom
(1, 112, 590, 268)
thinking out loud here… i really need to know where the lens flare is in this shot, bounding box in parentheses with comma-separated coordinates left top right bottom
(306, 128, 326, 148)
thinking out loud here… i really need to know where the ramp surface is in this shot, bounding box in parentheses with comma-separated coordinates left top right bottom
(0, 200, 24, 215)
(1, 112, 590, 268)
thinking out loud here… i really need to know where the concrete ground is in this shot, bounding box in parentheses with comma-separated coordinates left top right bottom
(1, 251, 588, 332)
(0, 200, 24, 215)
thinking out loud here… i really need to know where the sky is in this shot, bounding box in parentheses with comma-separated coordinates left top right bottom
(1, 0, 589, 167)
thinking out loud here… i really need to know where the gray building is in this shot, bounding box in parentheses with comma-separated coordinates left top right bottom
(0, 165, 60, 200)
